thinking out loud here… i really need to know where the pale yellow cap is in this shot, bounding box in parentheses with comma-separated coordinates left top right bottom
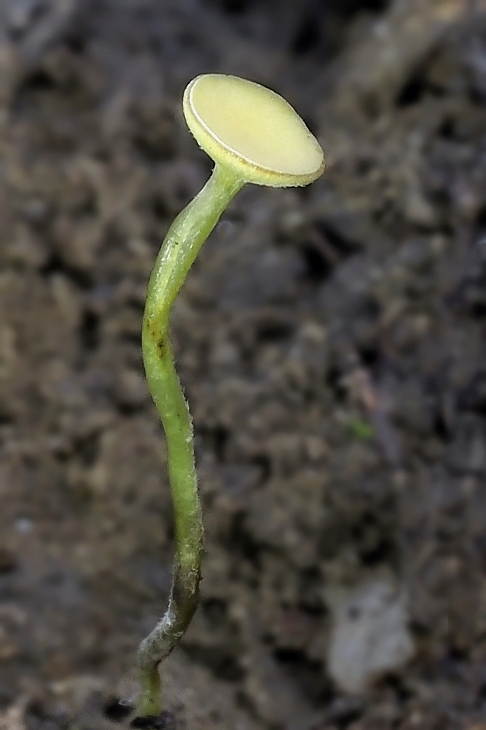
(183, 74, 325, 187)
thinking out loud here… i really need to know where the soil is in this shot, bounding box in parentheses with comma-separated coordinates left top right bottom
(0, 1, 486, 729)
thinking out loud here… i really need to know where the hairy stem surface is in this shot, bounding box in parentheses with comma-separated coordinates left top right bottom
(137, 163, 244, 717)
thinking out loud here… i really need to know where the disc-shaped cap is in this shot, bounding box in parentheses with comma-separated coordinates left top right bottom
(183, 74, 324, 187)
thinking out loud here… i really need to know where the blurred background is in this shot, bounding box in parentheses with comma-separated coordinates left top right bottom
(0, 0, 485, 728)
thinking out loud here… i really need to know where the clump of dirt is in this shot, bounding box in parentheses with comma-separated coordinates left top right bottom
(0, 1, 485, 729)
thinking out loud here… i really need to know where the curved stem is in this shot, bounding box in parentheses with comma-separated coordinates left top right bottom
(137, 164, 244, 718)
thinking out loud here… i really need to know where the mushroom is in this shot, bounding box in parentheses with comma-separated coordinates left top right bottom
(136, 74, 324, 721)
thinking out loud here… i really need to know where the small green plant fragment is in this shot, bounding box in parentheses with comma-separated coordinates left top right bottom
(349, 418, 374, 441)
(136, 74, 324, 719)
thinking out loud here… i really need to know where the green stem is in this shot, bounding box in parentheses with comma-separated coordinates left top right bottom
(137, 163, 244, 718)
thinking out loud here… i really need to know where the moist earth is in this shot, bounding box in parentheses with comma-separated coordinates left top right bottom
(0, 1, 485, 729)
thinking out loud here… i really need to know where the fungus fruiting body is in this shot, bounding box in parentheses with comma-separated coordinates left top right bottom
(136, 74, 324, 721)
(184, 74, 324, 186)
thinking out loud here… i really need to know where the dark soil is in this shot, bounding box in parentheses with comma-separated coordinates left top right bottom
(0, 1, 485, 728)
